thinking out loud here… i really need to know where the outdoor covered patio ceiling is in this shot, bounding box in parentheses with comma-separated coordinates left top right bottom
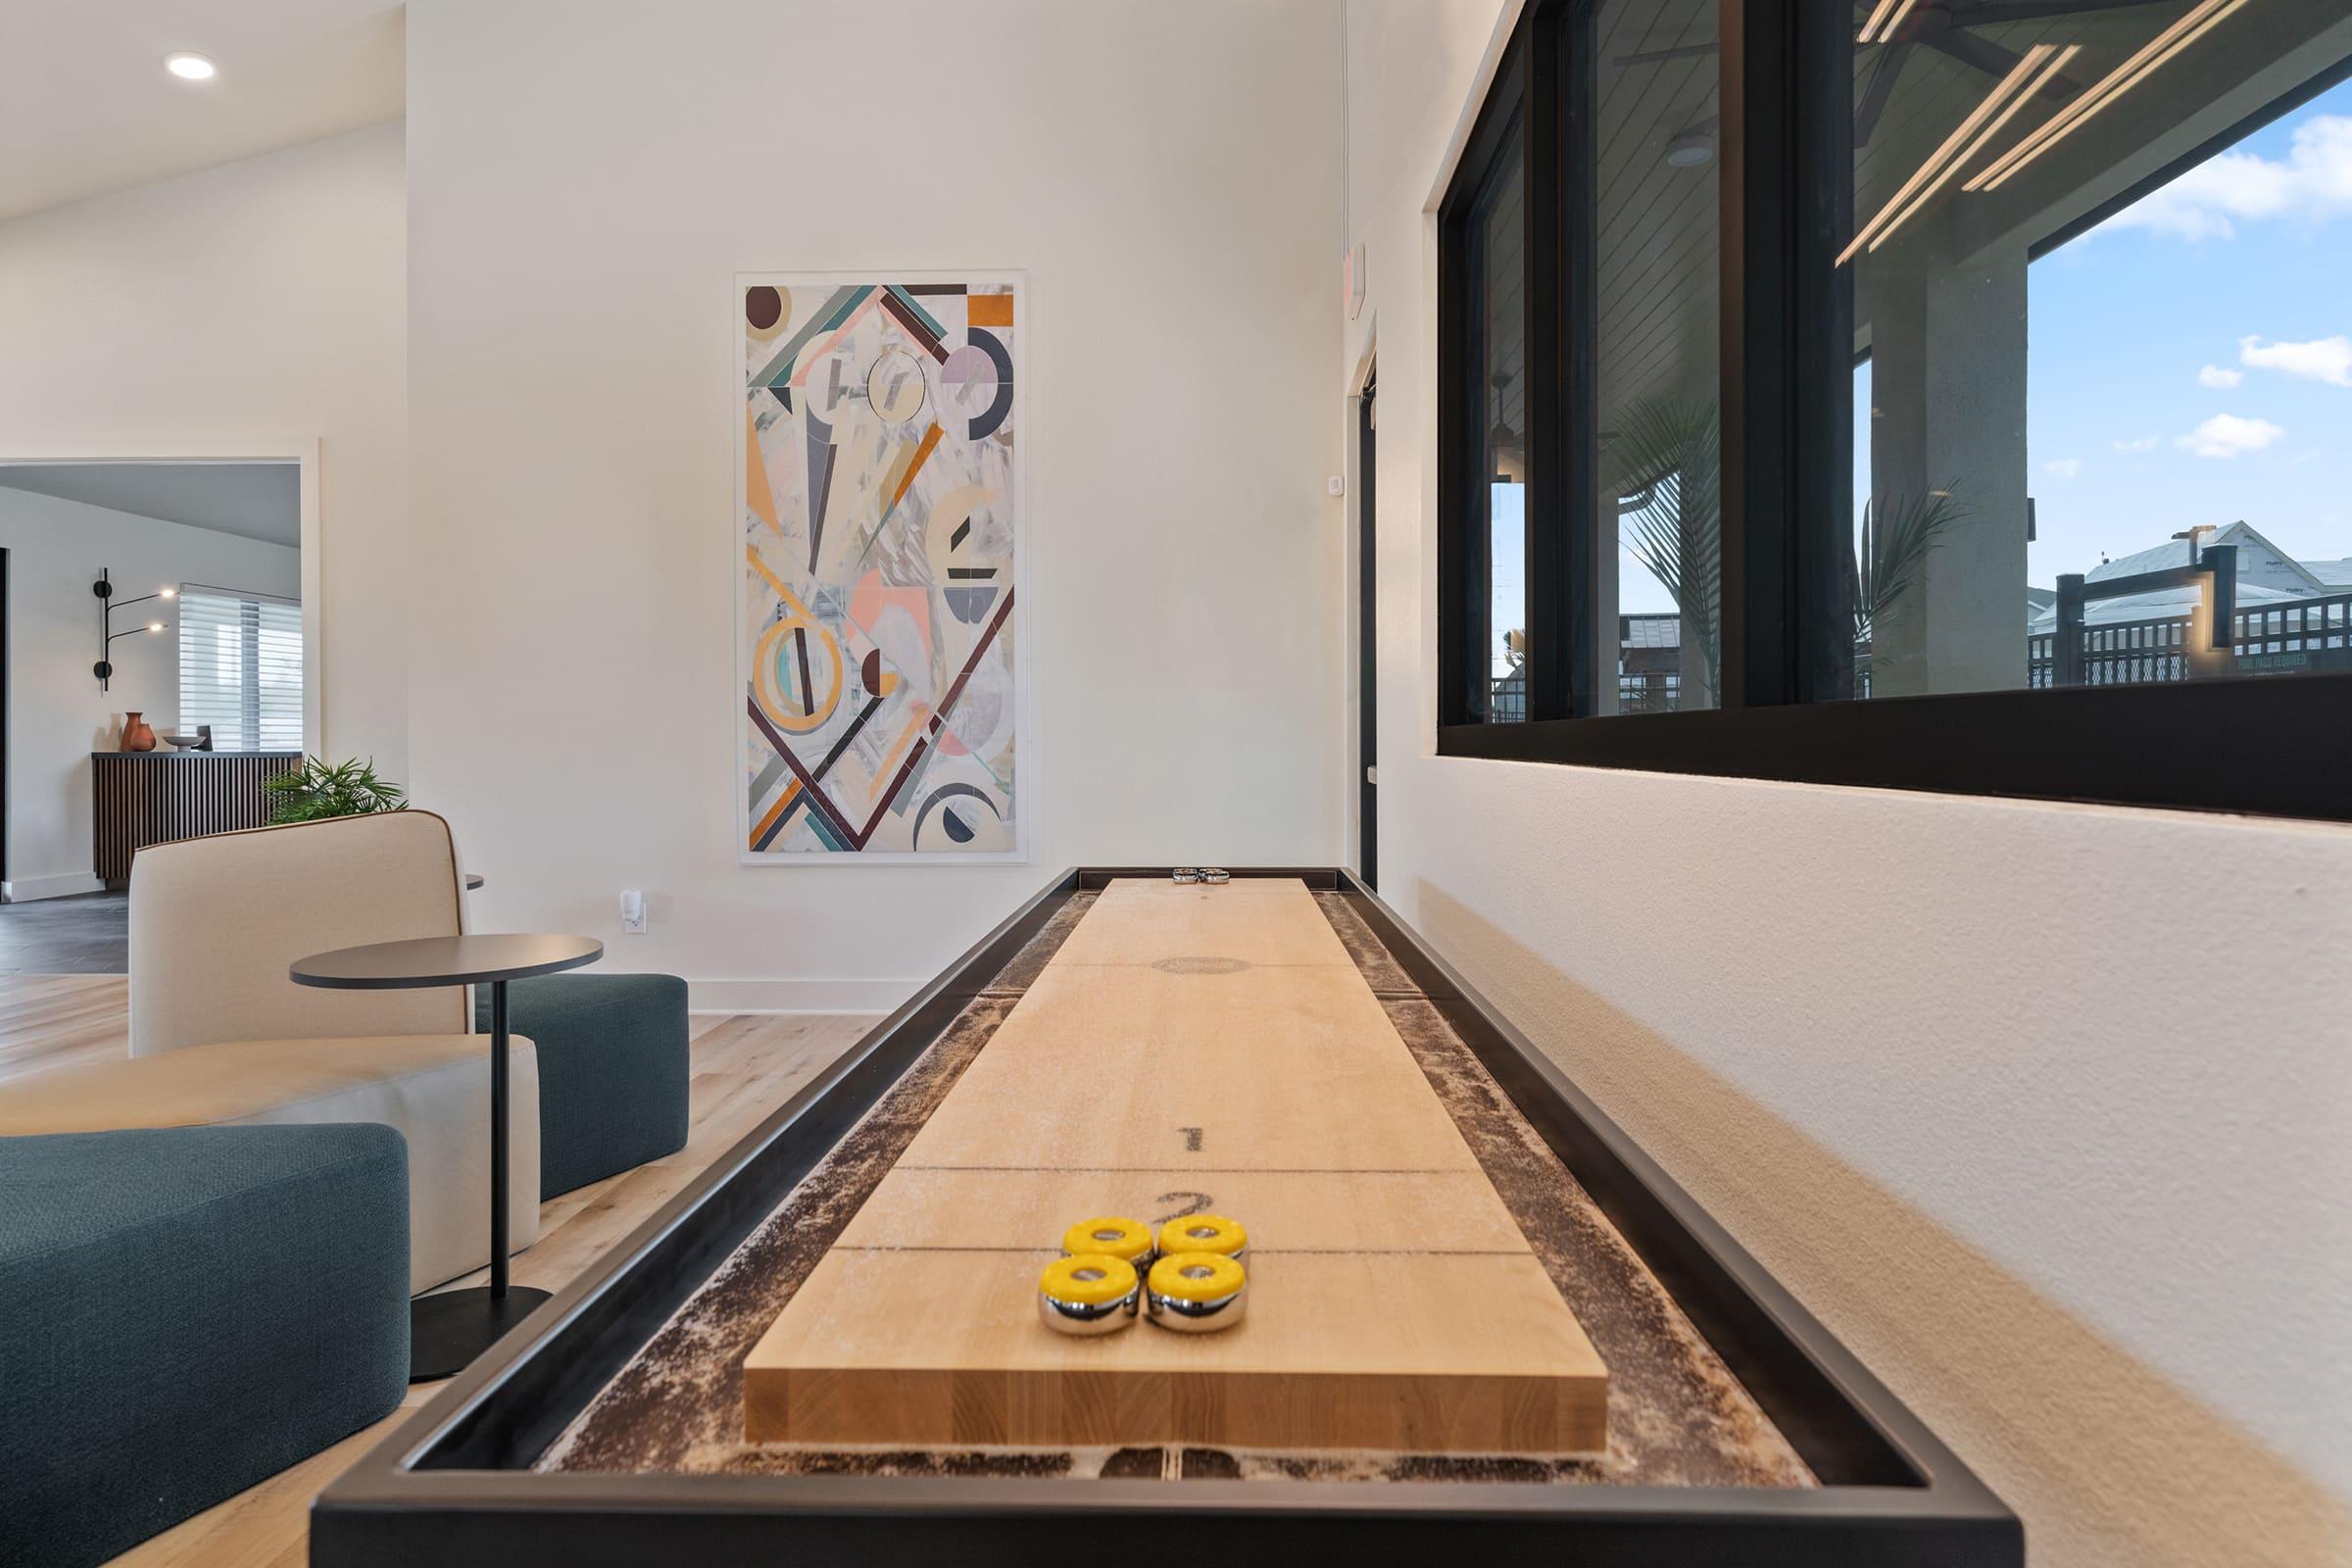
(1600, 1, 2344, 373)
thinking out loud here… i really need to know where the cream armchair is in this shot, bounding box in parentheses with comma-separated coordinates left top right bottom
(0, 811, 538, 1293)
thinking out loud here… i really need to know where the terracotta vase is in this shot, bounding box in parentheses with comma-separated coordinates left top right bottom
(121, 712, 157, 753)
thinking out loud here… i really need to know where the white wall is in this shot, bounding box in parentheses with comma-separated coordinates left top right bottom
(404, 0, 1347, 1008)
(1343, 4, 2352, 1564)
(0, 489, 300, 897)
(0, 122, 409, 778)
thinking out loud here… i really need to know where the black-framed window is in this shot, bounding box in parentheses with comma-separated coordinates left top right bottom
(1595, 0, 1723, 715)
(1443, 0, 1725, 727)
(1437, 0, 2352, 821)
(1440, 43, 1538, 724)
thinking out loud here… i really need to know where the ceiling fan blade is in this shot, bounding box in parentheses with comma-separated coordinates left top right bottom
(1924, 27, 2084, 101)
(1615, 40, 1721, 67)
(1855, 40, 1914, 147)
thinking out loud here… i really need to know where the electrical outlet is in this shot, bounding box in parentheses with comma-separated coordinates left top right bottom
(620, 889, 648, 934)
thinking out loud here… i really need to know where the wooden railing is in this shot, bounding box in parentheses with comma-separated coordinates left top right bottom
(2030, 616, 2191, 688)
(2032, 593, 2352, 688)
(2232, 593, 2352, 676)
(1484, 576, 2350, 708)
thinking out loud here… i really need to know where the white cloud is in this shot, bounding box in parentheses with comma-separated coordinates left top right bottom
(2238, 333, 2352, 387)
(2197, 365, 2244, 388)
(2113, 434, 2161, 453)
(2042, 457, 2083, 478)
(2101, 114, 2352, 240)
(2177, 414, 2285, 459)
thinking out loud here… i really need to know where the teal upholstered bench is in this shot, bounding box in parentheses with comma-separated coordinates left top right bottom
(476, 972, 689, 1199)
(0, 1124, 409, 1568)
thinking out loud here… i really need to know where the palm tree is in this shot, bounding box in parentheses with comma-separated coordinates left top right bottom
(1854, 486, 1970, 650)
(1612, 391, 1969, 701)
(1611, 396, 1722, 705)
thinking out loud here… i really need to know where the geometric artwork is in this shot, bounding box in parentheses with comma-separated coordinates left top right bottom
(738, 273, 1022, 860)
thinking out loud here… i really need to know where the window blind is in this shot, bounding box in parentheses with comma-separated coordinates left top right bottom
(176, 587, 303, 752)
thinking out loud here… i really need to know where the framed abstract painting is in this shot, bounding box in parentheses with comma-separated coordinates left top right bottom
(737, 272, 1024, 862)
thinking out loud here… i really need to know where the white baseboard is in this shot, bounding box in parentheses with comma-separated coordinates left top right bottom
(2, 872, 107, 903)
(688, 977, 918, 1015)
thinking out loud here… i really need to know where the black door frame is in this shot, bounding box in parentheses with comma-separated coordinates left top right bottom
(1356, 363, 1377, 891)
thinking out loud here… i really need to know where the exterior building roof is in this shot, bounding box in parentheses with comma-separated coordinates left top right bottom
(2086, 537, 2198, 581)
(2084, 520, 2330, 595)
(1620, 613, 1682, 650)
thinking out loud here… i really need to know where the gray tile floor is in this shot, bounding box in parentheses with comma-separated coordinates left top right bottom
(0, 891, 129, 974)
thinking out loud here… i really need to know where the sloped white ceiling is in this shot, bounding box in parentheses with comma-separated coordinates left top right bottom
(0, 0, 403, 221)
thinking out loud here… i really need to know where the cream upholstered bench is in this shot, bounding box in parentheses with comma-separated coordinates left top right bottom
(0, 811, 540, 1294)
(0, 1034, 536, 1294)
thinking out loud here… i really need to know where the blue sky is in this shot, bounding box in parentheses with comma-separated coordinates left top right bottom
(1491, 484, 1525, 675)
(2020, 75, 2352, 585)
(1598, 74, 2352, 630)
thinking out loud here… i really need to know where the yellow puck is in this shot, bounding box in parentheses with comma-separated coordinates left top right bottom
(1157, 1213, 1247, 1260)
(1060, 1216, 1153, 1270)
(1037, 1253, 1141, 1336)
(1146, 1251, 1248, 1332)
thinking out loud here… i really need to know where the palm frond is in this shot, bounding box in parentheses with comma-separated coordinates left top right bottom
(264, 756, 410, 823)
(1610, 396, 1722, 697)
(1855, 485, 1971, 644)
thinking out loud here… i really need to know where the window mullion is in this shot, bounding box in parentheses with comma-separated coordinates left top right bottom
(1718, 0, 1796, 710)
(1524, 1, 1572, 722)
(1790, 0, 1855, 705)
(1437, 220, 1461, 727)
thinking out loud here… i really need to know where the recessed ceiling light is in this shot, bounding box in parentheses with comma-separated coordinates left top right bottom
(165, 52, 217, 81)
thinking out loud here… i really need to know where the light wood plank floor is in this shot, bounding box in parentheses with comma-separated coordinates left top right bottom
(0, 975, 134, 1084)
(0, 979, 875, 1568)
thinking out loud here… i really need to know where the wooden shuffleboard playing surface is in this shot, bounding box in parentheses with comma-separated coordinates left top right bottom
(743, 877, 1608, 1453)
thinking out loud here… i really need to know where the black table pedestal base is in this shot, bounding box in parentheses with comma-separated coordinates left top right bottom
(411, 1286, 554, 1382)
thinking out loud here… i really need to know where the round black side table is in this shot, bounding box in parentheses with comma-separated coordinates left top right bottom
(292, 932, 602, 1379)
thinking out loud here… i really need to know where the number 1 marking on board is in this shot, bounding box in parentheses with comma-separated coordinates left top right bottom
(1178, 1126, 1202, 1153)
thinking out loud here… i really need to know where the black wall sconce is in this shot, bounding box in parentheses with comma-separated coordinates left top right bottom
(93, 567, 174, 691)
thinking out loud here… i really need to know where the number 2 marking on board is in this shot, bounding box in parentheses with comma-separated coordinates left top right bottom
(1178, 1126, 1203, 1152)
(1154, 1191, 1214, 1223)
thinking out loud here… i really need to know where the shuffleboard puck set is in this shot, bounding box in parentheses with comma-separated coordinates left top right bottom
(1040, 1213, 1250, 1335)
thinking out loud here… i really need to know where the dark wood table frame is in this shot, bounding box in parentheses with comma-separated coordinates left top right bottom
(312, 871, 2020, 1566)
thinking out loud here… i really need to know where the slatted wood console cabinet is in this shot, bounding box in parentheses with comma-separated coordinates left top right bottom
(91, 751, 300, 888)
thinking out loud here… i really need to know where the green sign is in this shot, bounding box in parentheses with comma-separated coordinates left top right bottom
(2236, 652, 2312, 674)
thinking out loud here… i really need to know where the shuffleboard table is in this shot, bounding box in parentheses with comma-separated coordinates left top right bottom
(312, 868, 2023, 1567)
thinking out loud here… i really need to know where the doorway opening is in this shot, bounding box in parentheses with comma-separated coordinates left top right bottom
(0, 455, 317, 949)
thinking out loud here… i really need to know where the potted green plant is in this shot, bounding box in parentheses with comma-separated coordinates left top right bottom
(263, 757, 410, 823)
